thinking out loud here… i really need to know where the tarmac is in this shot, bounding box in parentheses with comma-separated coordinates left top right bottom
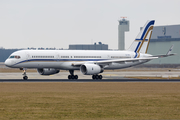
(1, 79, 180, 82)
(0, 71, 180, 81)
(1, 62, 180, 81)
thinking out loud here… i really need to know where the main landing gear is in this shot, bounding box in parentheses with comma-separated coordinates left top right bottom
(22, 68, 28, 80)
(92, 75, 103, 80)
(68, 70, 78, 79)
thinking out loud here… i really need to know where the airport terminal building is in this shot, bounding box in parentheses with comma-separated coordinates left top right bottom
(69, 42, 108, 50)
(147, 25, 180, 65)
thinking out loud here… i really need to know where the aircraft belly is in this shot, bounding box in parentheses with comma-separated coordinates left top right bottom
(22, 62, 79, 70)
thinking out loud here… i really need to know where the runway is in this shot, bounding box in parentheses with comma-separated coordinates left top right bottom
(0, 71, 180, 82)
(1, 79, 180, 82)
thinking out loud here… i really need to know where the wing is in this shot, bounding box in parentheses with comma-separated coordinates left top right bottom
(71, 45, 175, 67)
(72, 57, 158, 66)
(95, 57, 158, 64)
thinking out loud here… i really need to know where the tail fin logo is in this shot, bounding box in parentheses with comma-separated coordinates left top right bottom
(128, 20, 155, 55)
(135, 20, 154, 53)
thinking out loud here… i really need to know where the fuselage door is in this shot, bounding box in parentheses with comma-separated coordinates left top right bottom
(56, 53, 60, 62)
(26, 52, 30, 60)
(107, 55, 110, 59)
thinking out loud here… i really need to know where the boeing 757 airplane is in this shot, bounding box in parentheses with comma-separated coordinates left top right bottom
(5, 20, 174, 80)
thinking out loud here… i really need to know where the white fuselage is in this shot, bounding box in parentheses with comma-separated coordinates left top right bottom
(5, 50, 151, 70)
(4, 20, 158, 80)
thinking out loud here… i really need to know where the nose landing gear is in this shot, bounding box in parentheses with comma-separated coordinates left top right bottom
(22, 68, 28, 80)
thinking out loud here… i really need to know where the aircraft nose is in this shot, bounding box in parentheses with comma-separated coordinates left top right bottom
(5, 59, 12, 67)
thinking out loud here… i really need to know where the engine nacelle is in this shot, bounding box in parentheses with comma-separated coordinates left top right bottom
(37, 68, 60, 75)
(80, 64, 103, 75)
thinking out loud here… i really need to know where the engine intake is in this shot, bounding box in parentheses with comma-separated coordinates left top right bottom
(80, 64, 103, 75)
(37, 68, 60, 75)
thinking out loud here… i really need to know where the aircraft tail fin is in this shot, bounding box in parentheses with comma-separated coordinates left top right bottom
(128, 20, 155, 54)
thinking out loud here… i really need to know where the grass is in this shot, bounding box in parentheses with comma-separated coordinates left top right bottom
(0, 82, 180, 120)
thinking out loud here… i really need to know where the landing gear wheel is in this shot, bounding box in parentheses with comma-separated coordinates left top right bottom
(74, 75, 78, 79)
(98, 75, 102, 79)
(95, 75, 99, 79)
(92, 75, 103, 80)
(71, 75, 75, 79)
(23, 76, 28, 80)
(22, 68, 28, 80)
(68, 75, 78, 80)
(68, 70, 78, 80)
(92, 75, 96, 79)
(68, 75, 71, 79)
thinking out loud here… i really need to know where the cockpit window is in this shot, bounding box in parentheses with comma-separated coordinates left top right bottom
(10, 56, 14, 58)
(9, 55, 21, 59)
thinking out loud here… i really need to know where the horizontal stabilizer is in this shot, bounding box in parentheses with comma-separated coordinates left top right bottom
(152, 45, 176, 58)
(152, 53, 176, 58)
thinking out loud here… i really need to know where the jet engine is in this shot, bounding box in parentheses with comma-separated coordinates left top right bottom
(80, 64, 103, 75)
(37, 68, 60, 75)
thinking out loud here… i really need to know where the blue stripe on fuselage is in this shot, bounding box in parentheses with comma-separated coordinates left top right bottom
(134, 52, 138, 58)
(11, 59, 109, 66)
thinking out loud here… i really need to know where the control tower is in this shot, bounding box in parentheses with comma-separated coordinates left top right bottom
(118, 17, 129, 50)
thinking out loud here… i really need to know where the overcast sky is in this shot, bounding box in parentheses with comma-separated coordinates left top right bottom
(0, 0, 180, 49)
